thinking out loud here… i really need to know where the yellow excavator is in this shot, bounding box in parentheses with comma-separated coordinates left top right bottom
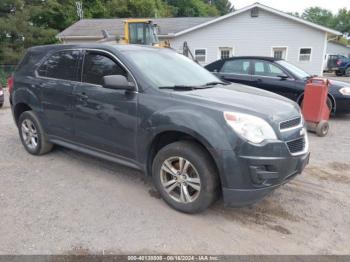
(108, 19, 195, 61)
(118, 19, 170, 48)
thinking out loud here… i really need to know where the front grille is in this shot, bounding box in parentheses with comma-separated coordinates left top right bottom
(287, 137, 305, 154)
(280, 117, 301, 130)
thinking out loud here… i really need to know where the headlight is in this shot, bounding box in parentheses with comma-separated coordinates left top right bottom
(339, 87, 350, 95)
(224, 112, 277, 144)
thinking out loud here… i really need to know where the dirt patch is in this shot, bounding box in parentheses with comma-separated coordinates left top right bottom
(307, 166, 350, 184)
(214, 199, 297, 235)
(328, 162, 350, 172)
(148, 189, 161, 199)
(268, 225, 291, 235)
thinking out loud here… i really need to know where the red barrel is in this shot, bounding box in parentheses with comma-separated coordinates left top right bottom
(302, 78, 330, 137)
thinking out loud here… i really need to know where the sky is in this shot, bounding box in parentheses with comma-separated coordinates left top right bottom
(229, 0, 350, 14)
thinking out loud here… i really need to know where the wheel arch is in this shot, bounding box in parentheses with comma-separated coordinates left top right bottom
(145, 129, 223, 190)
(13, 103, 32, 125)
(296, 92, 336, 113)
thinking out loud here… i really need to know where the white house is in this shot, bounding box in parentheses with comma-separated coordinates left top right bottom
(57, 3, 342, 76)
(327, 41, 350, 57)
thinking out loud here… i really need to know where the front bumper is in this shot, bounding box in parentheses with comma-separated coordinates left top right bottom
(223, 152, 310, 207)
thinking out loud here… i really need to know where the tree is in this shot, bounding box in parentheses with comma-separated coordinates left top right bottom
(207, 0, 233, 15)
(334, 8, 350, 37)
(0, 0, 58, 65)
(301, 6, 350, 43)
(301, 7, 336, 28)
(165, 0, 219, 17)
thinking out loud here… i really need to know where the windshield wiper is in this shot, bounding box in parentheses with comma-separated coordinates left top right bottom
(158, 85, 195, 91)
(202, 81, 228, 86)
(158, 81, 228, 91)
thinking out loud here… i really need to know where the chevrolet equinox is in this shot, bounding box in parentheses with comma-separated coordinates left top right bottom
(9, 44, 310, 213)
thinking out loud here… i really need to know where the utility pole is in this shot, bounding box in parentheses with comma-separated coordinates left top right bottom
(75, 1, 84, 20)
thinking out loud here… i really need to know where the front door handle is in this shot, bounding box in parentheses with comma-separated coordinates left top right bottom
(77, 92, 88, 101)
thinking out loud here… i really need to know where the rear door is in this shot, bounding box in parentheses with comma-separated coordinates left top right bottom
(216, 59, 254, 86)
(251, 60, 297, 100)
(73, 50, 138, 159)
(36, 49, 81, 140)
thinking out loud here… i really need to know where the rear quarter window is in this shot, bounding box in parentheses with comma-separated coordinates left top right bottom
(37, 50, 80, 81)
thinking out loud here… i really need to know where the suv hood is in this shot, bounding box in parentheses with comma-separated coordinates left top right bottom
(171, 84, 301, 123)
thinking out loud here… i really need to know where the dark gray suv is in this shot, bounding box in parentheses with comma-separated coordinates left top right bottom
(10, 44, 310, 213)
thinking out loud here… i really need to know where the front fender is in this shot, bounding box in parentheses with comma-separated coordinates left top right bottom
(146, 107, 233, 150)
(138, 107, 239, 187)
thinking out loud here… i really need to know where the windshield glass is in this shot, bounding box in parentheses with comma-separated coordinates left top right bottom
(276, 60, 311, 79)
(129, 23, 158, 45)
(124, 49, 219, 87)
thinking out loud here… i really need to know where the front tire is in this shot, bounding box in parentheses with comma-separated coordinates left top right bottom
(152, 141, 219, 213)
(345, 67, 350, 76)
(18, 111, 53, 155)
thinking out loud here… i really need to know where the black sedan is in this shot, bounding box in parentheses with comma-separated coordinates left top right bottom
(205, 56, 350, 114)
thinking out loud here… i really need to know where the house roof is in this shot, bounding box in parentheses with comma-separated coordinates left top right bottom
(173, 3, 342, 37)
(57, 2, 342, 40)
(57, 17, 216, 40)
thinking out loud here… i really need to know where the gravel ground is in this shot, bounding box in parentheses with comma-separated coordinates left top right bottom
(0, 88, 349, 255)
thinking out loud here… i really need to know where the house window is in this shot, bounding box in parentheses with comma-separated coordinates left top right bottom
(219, 47, 233, 60)
(299, 48, 312, 61)
(272, 47, 287, 60)
(194, 49, 206, 63)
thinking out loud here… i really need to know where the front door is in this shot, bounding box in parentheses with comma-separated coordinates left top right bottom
(73, 50, 138, 160)
(251, 60, 297, 100)
(37, 49, 81, 140)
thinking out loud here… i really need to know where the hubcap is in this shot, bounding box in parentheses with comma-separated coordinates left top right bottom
(160, 157, 201, 203)
(21, 119, 38, 150)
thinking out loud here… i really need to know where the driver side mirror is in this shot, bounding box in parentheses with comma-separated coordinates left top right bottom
(102, 75, 135, 91)
(277, 74, 289, 80)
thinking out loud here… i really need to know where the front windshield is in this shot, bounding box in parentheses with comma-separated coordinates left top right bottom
(124, 49, 220, 87)
(276, 60, 311, 79)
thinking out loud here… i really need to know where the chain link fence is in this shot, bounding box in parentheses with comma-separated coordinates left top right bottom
(0, 65, 16, 88)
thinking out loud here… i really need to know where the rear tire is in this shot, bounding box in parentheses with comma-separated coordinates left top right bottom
(152, 141, 219, 213)
(18, 111, 53, 155)
(0, 103, 3, 108)
(335, 70, 343, 76)
(316, 120, 329, 137)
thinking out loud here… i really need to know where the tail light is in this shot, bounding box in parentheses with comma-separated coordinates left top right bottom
(7, 75, 14, 94)
(336, 59, 342, 66)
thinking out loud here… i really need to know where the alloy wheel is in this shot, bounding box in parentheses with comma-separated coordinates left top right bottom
(21, 119, 38, 150)
(160, 156, 201, 203)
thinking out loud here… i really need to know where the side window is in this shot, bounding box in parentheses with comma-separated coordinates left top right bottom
(254, 61, 265, 76)
(253, 61, 284, 77)
(220, 59, 250, 75)
(82, 52, 127, 86)
(268, 63, 284, 77)
(37, 50, 79, 81)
